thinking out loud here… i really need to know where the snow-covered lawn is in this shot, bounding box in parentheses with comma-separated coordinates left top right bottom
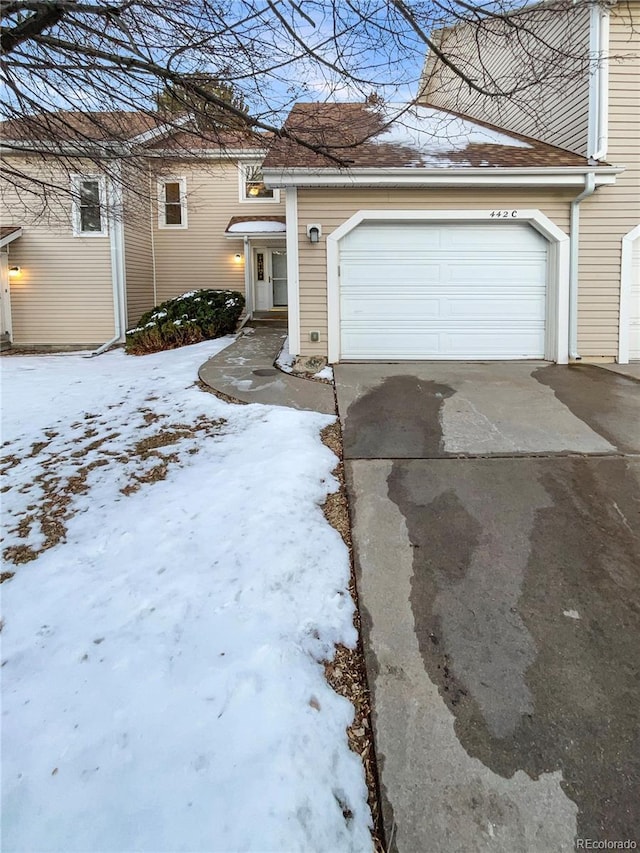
(0, 341, 372, 853)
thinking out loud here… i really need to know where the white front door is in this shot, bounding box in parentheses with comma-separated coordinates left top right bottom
(253, 248, 288, 311)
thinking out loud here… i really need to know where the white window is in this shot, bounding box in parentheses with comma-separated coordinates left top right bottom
(239, 162, 279, 203)
(157, 177, 188, 229)
(71, 176, 107, 236)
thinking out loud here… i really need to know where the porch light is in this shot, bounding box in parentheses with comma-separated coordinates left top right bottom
(306, 223, 321, 243)
(8, 266, 21, 277)
(234, 253, 242, 263)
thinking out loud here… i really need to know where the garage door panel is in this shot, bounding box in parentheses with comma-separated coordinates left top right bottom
(339, 222, 548, 360)
(341, 327, 546, 360)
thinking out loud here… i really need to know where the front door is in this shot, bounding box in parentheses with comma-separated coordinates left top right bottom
(253, 248, 287, 311)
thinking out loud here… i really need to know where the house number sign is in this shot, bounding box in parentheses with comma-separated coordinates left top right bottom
(489, 210, 519, 218)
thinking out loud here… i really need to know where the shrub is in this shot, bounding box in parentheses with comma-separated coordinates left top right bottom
(126, 289, 245, 355)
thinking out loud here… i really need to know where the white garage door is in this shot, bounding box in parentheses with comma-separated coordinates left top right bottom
(629, 236, 640, 360)
(339, 222, 548, 359)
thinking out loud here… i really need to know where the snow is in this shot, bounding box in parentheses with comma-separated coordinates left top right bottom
(370, 103, 531, 166)
(277, 338, 333, 383)
(227, 221, 286, 234)
(276, 336, 295, 374)
(315, 365, 334, 382)
(1, 342, 372, 852)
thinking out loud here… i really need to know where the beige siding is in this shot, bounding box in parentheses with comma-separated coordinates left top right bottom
(152, 161, 285, 303)
(578, 2, 640, 357)
(296, 187, 575, 358)
(0, 157, 114, 346)
(123, 176, 154, 328)
(421, 4, 591, 155)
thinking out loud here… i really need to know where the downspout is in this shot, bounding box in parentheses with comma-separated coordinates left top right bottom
(569, 172, 596, 360)
(90, 164, 126, 356)
(149, 164, 157, 305)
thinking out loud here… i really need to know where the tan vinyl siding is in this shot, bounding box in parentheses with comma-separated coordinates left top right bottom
(0, 157, 114, 346)
(296, 187, 574, 358)
(578, 1, 640, 357)
(123, 179, 154, 327)
(421, 4, 591, 155)
(152, 161, 285, 303)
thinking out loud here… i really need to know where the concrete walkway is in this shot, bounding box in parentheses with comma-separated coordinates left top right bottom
(594, 361, 640, 381)
(199, 326, 335, 415)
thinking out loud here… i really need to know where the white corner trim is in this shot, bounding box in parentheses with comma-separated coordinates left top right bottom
(588, 4, 610, 161)
(326, 209, 570, 364)
(285, 188, 300, 356)
(108, 168, 127, 342)
(618, 224, 640, 364)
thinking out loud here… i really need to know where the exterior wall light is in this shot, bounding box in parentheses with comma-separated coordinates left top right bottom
(234, 253, 242, 263)
(306, 224, 322, 243)
(9, 266, 21, 277)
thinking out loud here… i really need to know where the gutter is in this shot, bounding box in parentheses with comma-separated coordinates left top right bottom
(262, 166, 622, 189)
(90, 166, 126, 356)
(569, 172, 596, 361)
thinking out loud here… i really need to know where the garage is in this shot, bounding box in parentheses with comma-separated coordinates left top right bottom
(629, 235, 640, 360)
(339, 221, 548, 360)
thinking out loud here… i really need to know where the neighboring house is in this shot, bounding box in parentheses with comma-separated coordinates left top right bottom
(0, 113, 286, 349)
(419, 0, 640, 362)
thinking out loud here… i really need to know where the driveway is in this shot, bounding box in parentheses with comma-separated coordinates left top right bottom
(336, 362, 640, 853)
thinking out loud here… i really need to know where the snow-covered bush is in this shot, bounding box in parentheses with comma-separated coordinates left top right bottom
(126, 290, 244, 354)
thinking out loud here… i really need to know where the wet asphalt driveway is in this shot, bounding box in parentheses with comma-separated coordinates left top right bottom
(336, 362, 640, 853)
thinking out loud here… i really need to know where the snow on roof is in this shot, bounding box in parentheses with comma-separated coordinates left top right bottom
(227, 221, 286, 234)
(371, 103, 531, 167)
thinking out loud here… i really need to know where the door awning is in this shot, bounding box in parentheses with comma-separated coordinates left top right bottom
(224, 216, 286, 238)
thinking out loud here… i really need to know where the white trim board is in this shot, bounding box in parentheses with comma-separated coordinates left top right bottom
(326, 209, 570, 364)
(263, 167, 622, 189)
(618, 224, 640, 364)
(285, 188, 300, 355)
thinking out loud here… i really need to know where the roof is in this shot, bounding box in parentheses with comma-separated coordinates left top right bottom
(225, 216, 286, 237)
(0, 226, 22, 248)
(0, 111, 161, 143)
(262, 102, 591, 170)
(0, 110, 268, 152)
(146, 127, 269, 152)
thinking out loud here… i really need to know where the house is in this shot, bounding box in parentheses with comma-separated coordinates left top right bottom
(418, 0, 640, 363)
(260, 0, 638, 366)
(1, 0, 637, 363)
(0, 113, 286, 350)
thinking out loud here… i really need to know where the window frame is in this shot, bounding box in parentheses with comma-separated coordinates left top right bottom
(238, 162, 280, 204)
(157, 176, 188, 230)
(71, 175, 108, 237)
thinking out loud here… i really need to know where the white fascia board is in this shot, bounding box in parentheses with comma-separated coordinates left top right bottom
(262, 167, 622, 188)
(223, 232, 286, 240)
(146, 148, 266, 161)
(0, 228, 23, 248)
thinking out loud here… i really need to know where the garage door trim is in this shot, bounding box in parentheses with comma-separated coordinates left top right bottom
(326, 209, 570, 364)
(618, 223, 640, 364)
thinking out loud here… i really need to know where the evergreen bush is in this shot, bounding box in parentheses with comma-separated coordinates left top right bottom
(126, 289, 244, 355)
